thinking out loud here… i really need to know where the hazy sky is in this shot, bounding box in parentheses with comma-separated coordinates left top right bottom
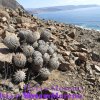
(17, 0, 100, 8)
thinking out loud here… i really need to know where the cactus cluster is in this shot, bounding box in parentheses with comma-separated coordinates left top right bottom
(3, 29, 61, 83)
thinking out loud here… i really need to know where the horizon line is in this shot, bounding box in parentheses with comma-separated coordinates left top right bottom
(25, 4, 100, 9)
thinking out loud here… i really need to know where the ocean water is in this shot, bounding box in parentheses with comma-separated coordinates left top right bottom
(34, 7, 100, 30)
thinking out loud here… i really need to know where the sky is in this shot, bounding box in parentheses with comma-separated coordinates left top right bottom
(17, 0, 100, 8)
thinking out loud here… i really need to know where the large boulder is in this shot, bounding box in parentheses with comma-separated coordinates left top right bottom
(0, 43, 13, 63)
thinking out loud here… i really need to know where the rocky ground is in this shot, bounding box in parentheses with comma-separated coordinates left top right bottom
(0, 6, 100, 100)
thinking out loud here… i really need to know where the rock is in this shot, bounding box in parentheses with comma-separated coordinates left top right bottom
(16, 17, 31, 24)
(61, 40, 67, 48)
(75, 57, 86, 67)
(68, 29, 76, 39)
(81, 48, 88, 53)
(16, 23, 22, 28)
(9, 10, 18, 17)
(94, 65, 100, 72)
(65, 51, 71, 56)
(7, 25, 16, 33)
(60, 35, 65, 39)
(60, 51, 71, 56)
(0, 37, 3, 42)
(21, 17, 32, 23)
(57, 54, 65, 63)
(0, 43, 13, 63)
(2, 17, 7, 22)
(98, 77, 100, 82)
(47, 26, 56, 31)
(85, 63, 93, 75)
(50, 34, 58, 42)
(59, 62, 70, 71)
(90, 51, 100, 62)
(13, 88, 19, 93)
(0, 79, 14, 90)
(22, 22, 31, 28)
(15, 17, 22, 23)
(72, 52, 87, 61)
(8, 82, 14, 89)
(87, 77, 95, 83)
(64, 56, 70, 62)
(18, 82, 25, 90)
(0, 9, 10, 19)
(0, 27, 4, 36)
(65, 35, 73, 42)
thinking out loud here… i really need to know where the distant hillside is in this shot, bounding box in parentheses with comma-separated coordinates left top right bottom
(0, 0, 24, 10)
(27, 5, 100, 14)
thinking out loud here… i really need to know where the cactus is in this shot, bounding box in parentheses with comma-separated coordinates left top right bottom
(52, 52, 58, 58)
(27, 57, 33, 63)
(38, 44, 48, 54)
(41, 30, 52, 41)
(38, 40, 46, 45)
(18, 30, 29, 41)
(4, 34, 20, 50)
(49, 57, 60, 70)
(48, 46, 55, 55)
(13, 53, 26, 68)
(50, 43, 57, 51)
(39, 68, 50, 79)
(14, 70, 26, 82)
(33, 51, 42, 58)
(43, 53, 50, 63)
(33, 56, 43, 67)
(32, 41, 38, 49)
(21, 45, 34, 57)
(47, 43, 57, 55)
(26, 31, 40, 44)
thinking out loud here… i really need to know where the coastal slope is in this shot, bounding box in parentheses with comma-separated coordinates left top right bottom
(0, 0, 99, 100)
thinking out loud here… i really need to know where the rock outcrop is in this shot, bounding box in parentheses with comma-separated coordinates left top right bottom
(0, 0, 24, 10)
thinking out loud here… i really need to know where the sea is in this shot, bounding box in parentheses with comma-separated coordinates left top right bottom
(34, 7, 100, 30)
